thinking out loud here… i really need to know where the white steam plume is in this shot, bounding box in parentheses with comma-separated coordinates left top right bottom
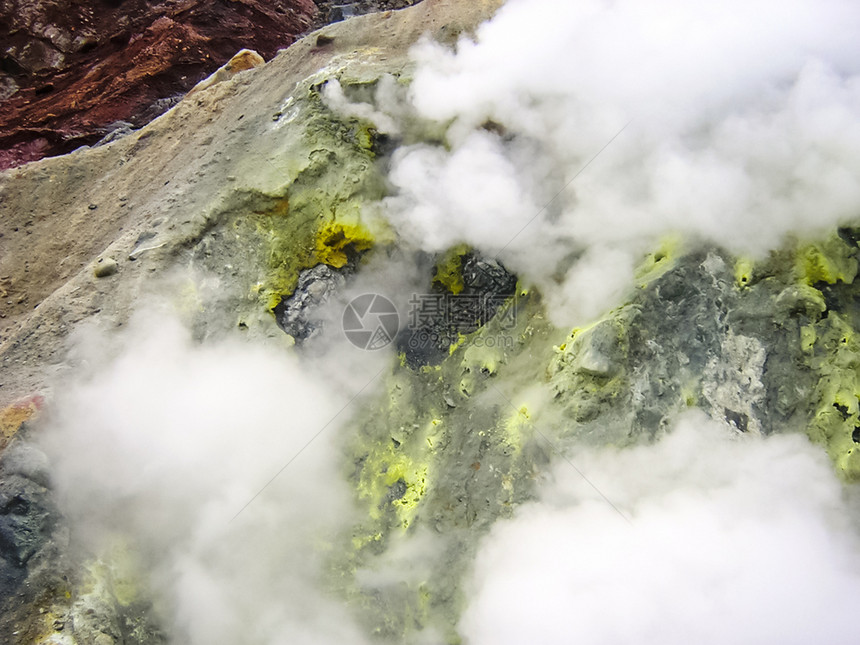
(461, 413, 860, 645)
(40, 310, 377, 645)
(382, 0, 860, 325)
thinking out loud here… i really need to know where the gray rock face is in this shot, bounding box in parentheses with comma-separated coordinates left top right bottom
(628, 250, 741, 436)
(0, 443, 58, 595)
(95, 121, 136, 147)
(0, 1, 511, 641)
(547, 236, 860, 452)
(316, 0, 422, 23)
(274, 264, 348, 342)
(545, 250, 767, 446)
(0, 476, 54, 567)
(702, 332, 767, 435)
(0, 442, 51, 489)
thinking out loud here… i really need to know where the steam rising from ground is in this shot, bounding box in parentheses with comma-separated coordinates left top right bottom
(384, 0, 860, 324)
(41, 311, 375, 644)
(33, 1, 860, 643)
(43, 312, 860, 643)
(461, 414, 860, 644)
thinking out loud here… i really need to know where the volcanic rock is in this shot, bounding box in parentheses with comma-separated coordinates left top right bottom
(398, 252, 518, 367)
(5, 1, 858, 643)
(0, 0, 318, 171)
(315, 0, 423, 23)
(0, 442, 58, 599)
(274, 263, 347, 342)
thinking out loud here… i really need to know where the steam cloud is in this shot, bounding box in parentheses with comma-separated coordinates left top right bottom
(384, 0, 860, 324)
(460, 414, 860, 645)
(41, 311, 375, 644)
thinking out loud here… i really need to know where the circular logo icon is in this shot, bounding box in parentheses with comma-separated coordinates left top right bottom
(342, 293, 400, 350)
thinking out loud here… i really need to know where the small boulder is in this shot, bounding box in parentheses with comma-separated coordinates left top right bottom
(93, 257, 118, 278)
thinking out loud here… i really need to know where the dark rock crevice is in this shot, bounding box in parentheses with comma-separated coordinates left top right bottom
(396, 252, 518, 368)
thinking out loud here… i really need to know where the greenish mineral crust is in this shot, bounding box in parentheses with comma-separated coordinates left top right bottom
(327, 227, 860, 642)
(634, 235, 682, 287)
(789, 231, 860, 479)
(540, 229, 860, 482)
(795, 236, 859, 286)
(61, 543, 165, 645)
(432, 244, 471, 295)
(331, 289, 553, 642)
(235, 76, 394, 314)
(732, 230, 860, 480)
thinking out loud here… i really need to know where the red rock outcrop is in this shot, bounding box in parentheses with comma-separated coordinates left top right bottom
(0, 0, 318, 171)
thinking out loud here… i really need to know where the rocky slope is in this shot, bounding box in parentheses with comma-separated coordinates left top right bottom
(0, 1, 503, 639)
(1, 0, 860, 643)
